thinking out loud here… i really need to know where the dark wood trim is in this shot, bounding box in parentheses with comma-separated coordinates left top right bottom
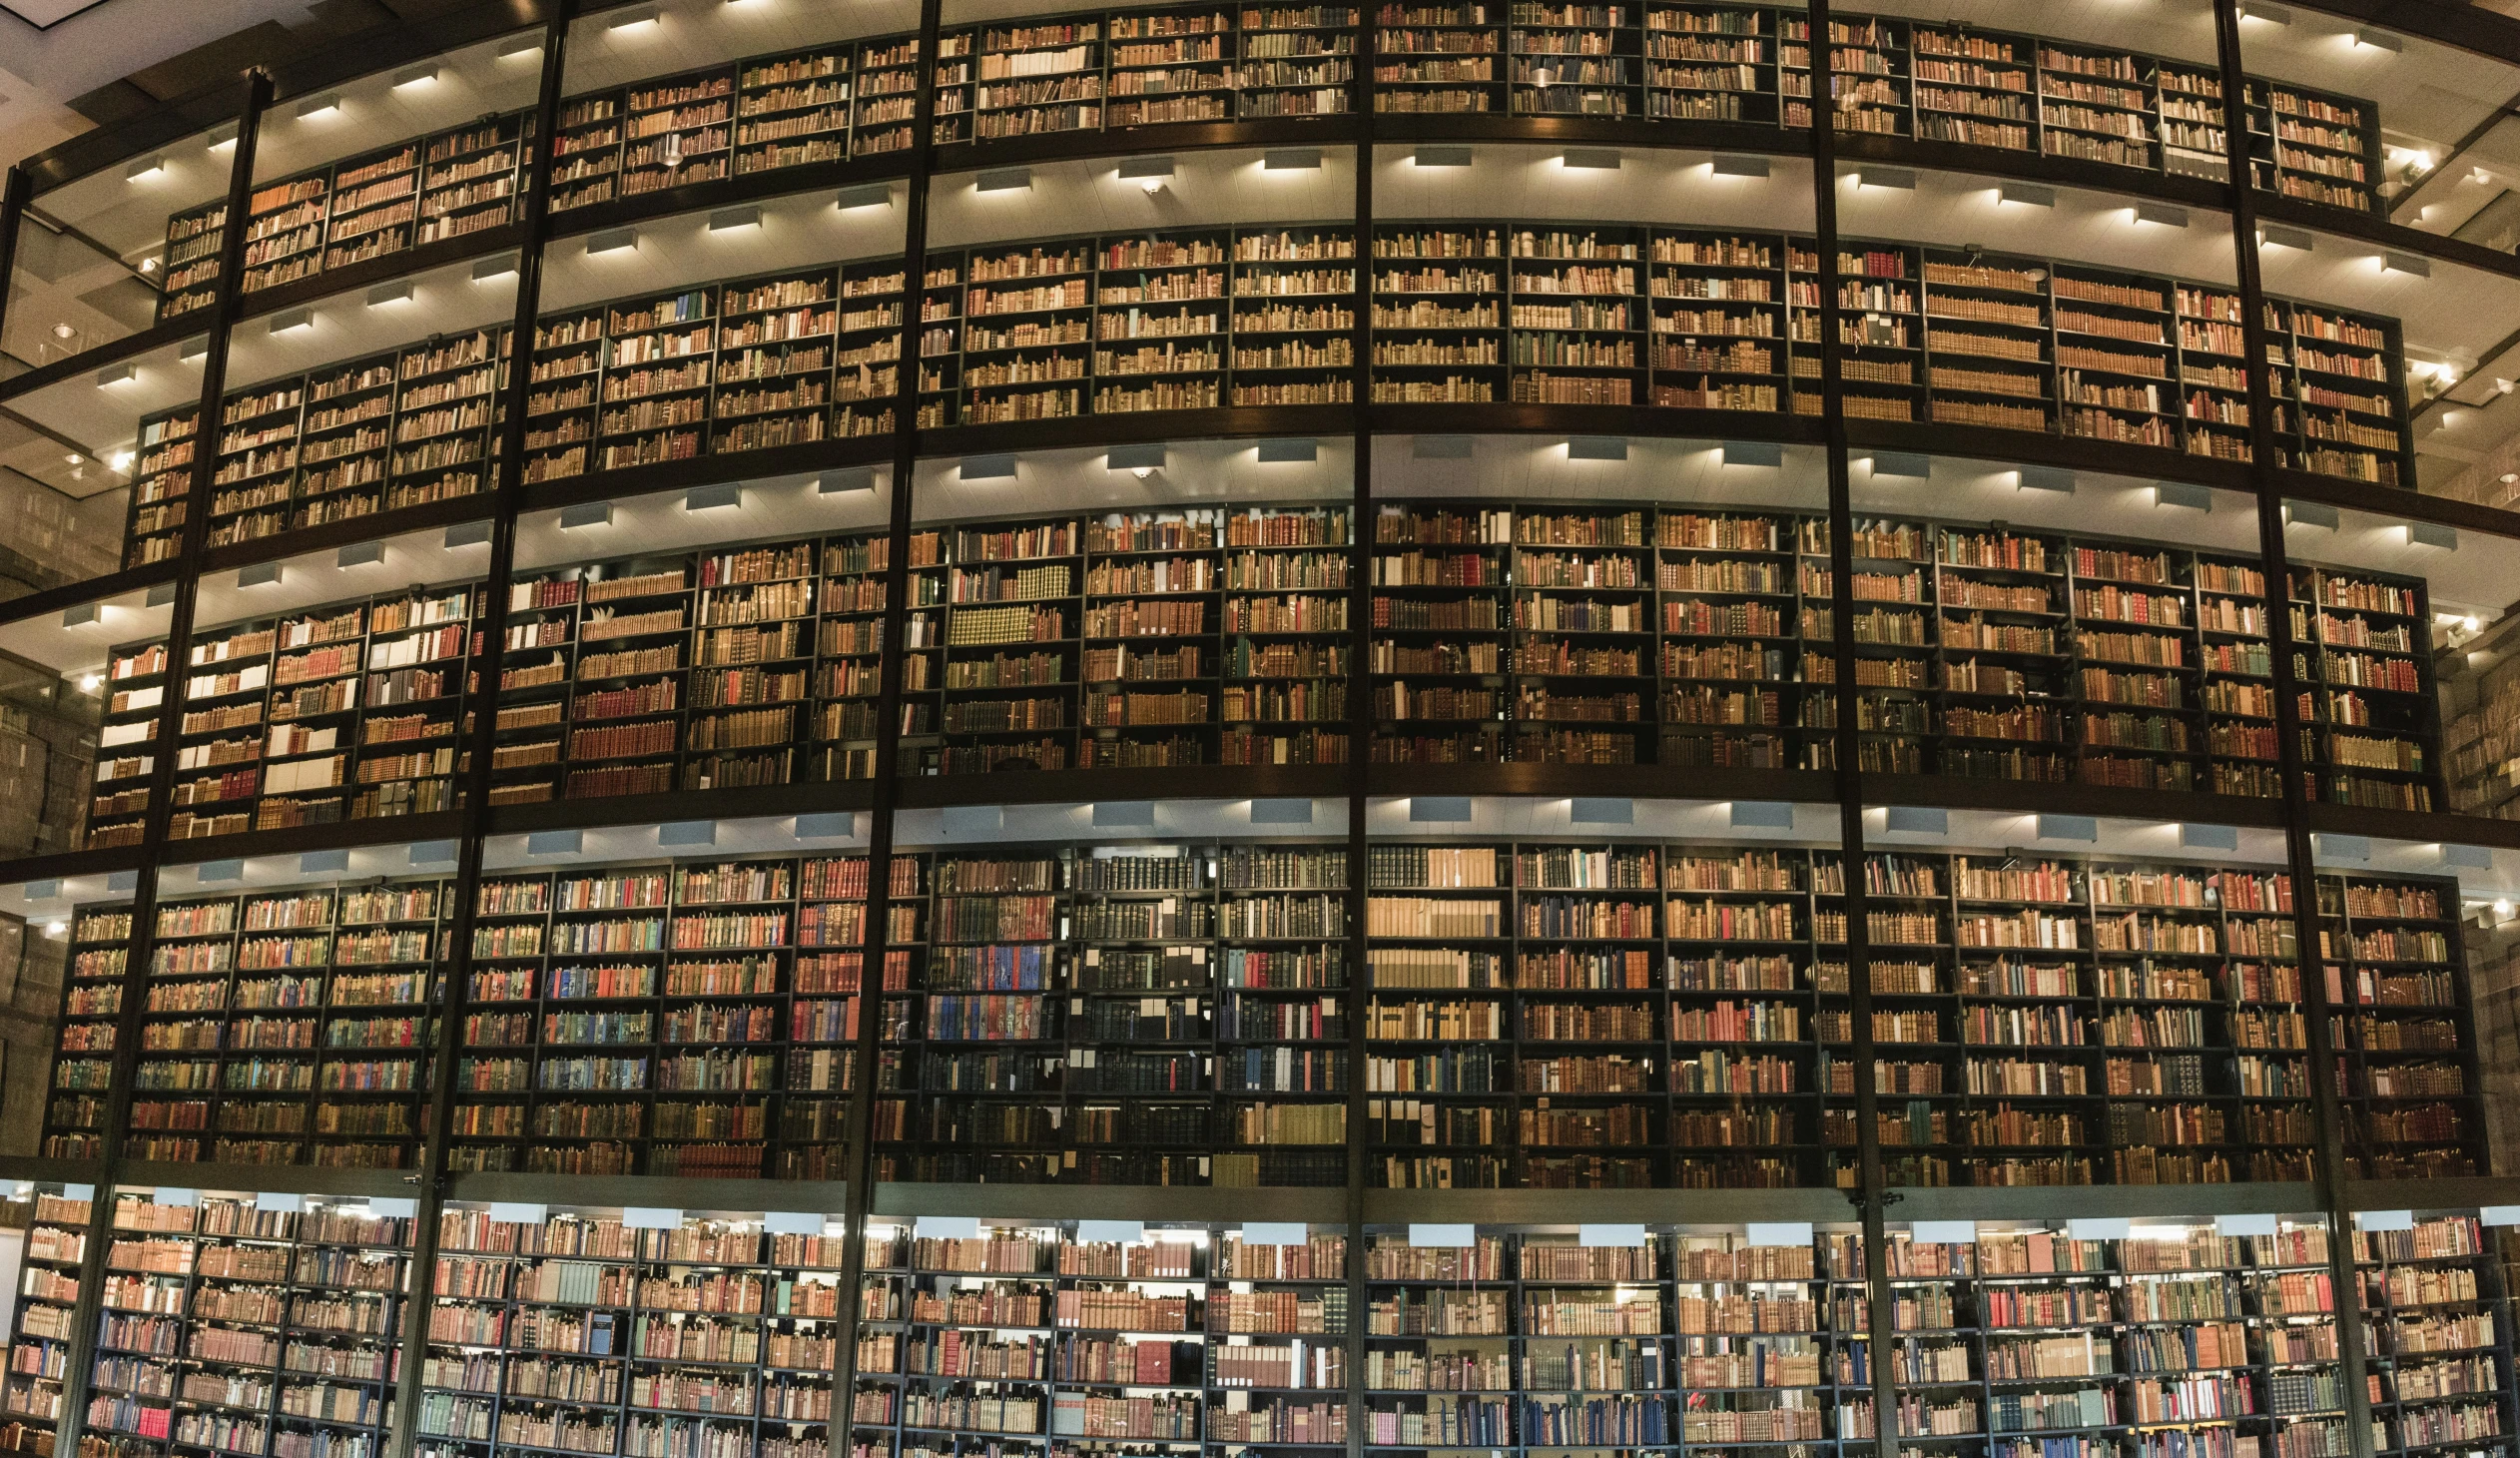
(45, 68, 275, 1458)
(384, 14, 574, 1456)
(2214, 4, 2383, 1452)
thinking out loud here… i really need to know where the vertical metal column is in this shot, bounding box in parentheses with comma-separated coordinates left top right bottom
(2207, 4, 2379, 1452)
(827, 0, 948, 1449)
(1798, 3, 1898, 1453)
(384, 9, 577, 1456)
(1342, 27, 1378, 1458)
(52, 67, 273, 1458)
(0, 168, 32, 361)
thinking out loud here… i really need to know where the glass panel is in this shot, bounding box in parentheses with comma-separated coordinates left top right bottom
(1369, 141, 1816, 415)
(2274, 500, 2515, 821)
(1360, 797, 1841, 1188)
(1834, 160, 2251, 467)
(6, 101, 246, 366)
(414, 1202, 842, 1458)
(78, 1188, 416, 1458)
(906, 438, 1351, 777)
(4, 333, 212, 577)
(244, 27, 546, 302)
(926, 0, 1361, 150)
(532, 183, 911, 484)
(203, 252, 521, 556)
(1824, 0, 2229, 180)
(923, 146, 1359, 429)
(2, 1180, 91, 1458)
(877, 799, 1352, 1183)
(1864, 1212, 2350, 1457)
(495, 473, 898, 805)
(555, 0, 923, 214)
(2240, 7, 2511, 225)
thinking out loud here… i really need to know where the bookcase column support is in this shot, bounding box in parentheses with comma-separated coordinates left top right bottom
(826, 0, 946, 1450)
(380, 8, 575, 1457)
(2208, 4, 2381, 1453)
(49, 65, 273, 1458)
(1340, 18, 1376, 1458)
(0, 167, 31, 358)
(1802, 1, 1900, 1450)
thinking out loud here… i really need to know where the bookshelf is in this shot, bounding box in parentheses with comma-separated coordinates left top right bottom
(1222, 505, 1353, 766)
(420, 111, 533, 249)
(736, 48, 849, 177)
(448, 855, 901, 1173)
(320, 141, 422, 274)
(1092, 231, 1230, 419)
(975, 19, 1105, 140)
(2037, 41, 2157, 172)
(1219, 843, 1350, 1182)
(90, 636, 173, 849)
(44, 879, 449, 1167)
(1825, 14, 1907, 137)
(522, 303, 602, 483)
(293, 351, 399, 530)
(1080, 508, 1225, 769)
(2281, 304, 2411, 489)
(1922, 249, 2052, 435)
(550, 90, 625, 213)
(1910, 23, 2035, 154)
(1229, 227, 1357, 408)
(871, 843, 1355, 1184)
(1510, 3, 1640, 118)
(1374, 3, 1505, 116)
(49, 905, 133, 1154)
(78, 504, 2446, 844)
(2352, 1214, 2516, 1457)
(1507, 227, 1644, 408)
(415, 1205, 846, 1458)
(157, 199, 231, 324)
(599, 290, 715, 474)
(855, 36, 932, 156)
(852, 1220, 1350, 1458)
(1644, 5, 1777, 124)
(838, 257, 911, 439)
(124, 402, 203, 568)
(816, 528, 892, 782)
(1236, 5, 1355, 119)
(716, 267, 841, 458)
(120, 213, 2419, 584)
(391, 326, 507, 508)
(135, 8, 2404, 356)
(1370, 225, 1507, 405)
(1368, 504, 1512, 765)
(76, 581, 473, 847)
(5, 1186, 90, 1457)
(2246, 78, 2383, 215)
(2290, 566, 2439, 813)
(904, 502, 1350, 777)
(1647, 228, 1790, 414)
(2325, 875, 2489, 1178)
(206, 376, 304, 550)
(81, 1189, 414, 1458)
(238, 170, 329, 297)
(622, 69, 737, 200)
